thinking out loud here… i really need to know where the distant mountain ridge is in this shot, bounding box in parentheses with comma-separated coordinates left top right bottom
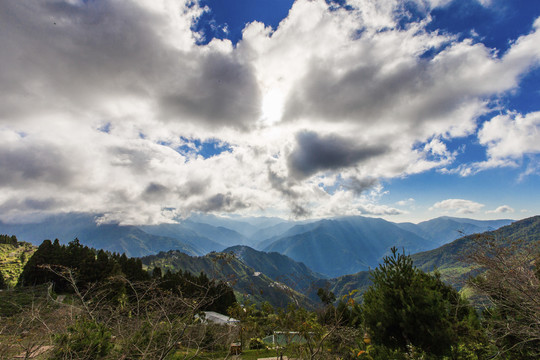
(0, 214, 200, 258)
(0, 213, 513, 277)
(262, 217, 435, 277)
(396, 216, 514, 247)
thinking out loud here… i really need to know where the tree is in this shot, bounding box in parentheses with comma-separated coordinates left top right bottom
(0, 234, 18, 246)
(317, 287, 336, 306)
(467, 235, 540, 359)
(18, 239, 151, 291)
(0, 271, 6, 290)
(363, 247, 468, 357)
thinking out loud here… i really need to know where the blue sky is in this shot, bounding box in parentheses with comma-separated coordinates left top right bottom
(0, 0, 539, 224)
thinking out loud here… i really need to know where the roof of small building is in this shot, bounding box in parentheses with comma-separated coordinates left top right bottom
(200, 311, 239, 325)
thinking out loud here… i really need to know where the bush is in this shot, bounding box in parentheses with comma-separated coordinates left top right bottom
(51, 318, 112, 359)
(249, 337, 266, 350)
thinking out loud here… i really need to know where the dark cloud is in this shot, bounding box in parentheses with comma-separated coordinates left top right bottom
(0, 0, 162, 121)
(268, 168, 299, 199)
(159, 52, 261, 129)
(0, 1, 260, 130)
(193, 192, 248, 213)
(281, 50, 480, 132)
(283, 59, 427, 123)
(178, 180, 210, 199)
(109, 146, 154, 174)
(340, 177, 378, 195)
(0, 142, 74, 187)
(0, 197, 64, 213)
(291, 203, 310, 218)
(141, 182, 169, 201)
(267, 167, 311, 218)
(288, 131, 389, 179)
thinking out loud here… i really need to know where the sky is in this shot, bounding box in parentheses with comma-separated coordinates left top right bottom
(0, 0, 539, 225)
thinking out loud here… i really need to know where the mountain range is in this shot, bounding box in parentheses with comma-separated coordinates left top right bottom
(1, 213, 537, 309)
(0, 213, 513, 277)
(142, 215, 540, 307)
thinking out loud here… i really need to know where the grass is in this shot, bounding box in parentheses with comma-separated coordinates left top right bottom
(0, 284, 51, 316)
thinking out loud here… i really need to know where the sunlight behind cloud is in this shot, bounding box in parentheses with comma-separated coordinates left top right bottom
(0, 0, 539, 224)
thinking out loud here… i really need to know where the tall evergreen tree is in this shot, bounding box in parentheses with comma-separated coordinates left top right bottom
(363, 247, 470, 356)
(0, 234, 18, 246)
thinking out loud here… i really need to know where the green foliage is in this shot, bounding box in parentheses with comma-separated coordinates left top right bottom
(317, 287, 336, 305)
(363, 247, 473, 357)
(143, 249, 313, 309)
(0, 284, 50, 317)
(119, 320, 179, 358)
(317, 293, 363, 329)
(227, 245, 323, 292)
(0, 234, 18, 246)
(17, 238, 149, 291)
(160, 269, 237, 313)
(51, 318, 112, 359)
(412, 215, 540, 288)
(0, 270, 5, 290)
(467, 235, 540, 359)
(360, 344, 409, 360)
(0, 236, 35, 287)
(249, 337, 266, 350)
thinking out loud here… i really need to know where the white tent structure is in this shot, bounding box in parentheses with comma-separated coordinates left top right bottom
(198, 311, 239, 325)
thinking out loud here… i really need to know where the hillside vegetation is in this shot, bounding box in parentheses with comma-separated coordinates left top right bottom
(141, 249, 315, 309)
(0, 235, 35, 287)
(412, 215, 540, 288)
(1, 216, 538, 359)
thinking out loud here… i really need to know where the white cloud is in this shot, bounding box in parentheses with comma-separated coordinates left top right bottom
(422, 0, 492, 9)
(396, 198, 415, 207)
(480, 111, 540, 161)
(430, 199, 485, 214)
(486, 205, 515, 214)
(456, 110, 540, 175)
(0, 0, 539, 223)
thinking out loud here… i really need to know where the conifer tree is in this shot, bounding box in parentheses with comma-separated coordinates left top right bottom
(363, 247, 468, 356)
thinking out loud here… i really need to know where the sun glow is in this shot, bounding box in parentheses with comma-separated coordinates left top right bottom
(260, 88, 285, 126)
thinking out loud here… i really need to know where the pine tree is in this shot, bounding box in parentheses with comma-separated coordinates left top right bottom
(363, 247, 467, 356)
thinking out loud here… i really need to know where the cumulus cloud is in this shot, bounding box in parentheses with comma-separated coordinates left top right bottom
(479, 111, 540, 162)
(158, 52, 261, 129)
(430, 199, 485, 214)
(454, 111, 540, 175)
(0, 0, 539, 224)
(486, 205, 515, 214)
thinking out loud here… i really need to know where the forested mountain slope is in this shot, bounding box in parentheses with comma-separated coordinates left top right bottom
(224, 245, 325, 292)
(141, 250, 315, 309)
(412, 215, 540, 288)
